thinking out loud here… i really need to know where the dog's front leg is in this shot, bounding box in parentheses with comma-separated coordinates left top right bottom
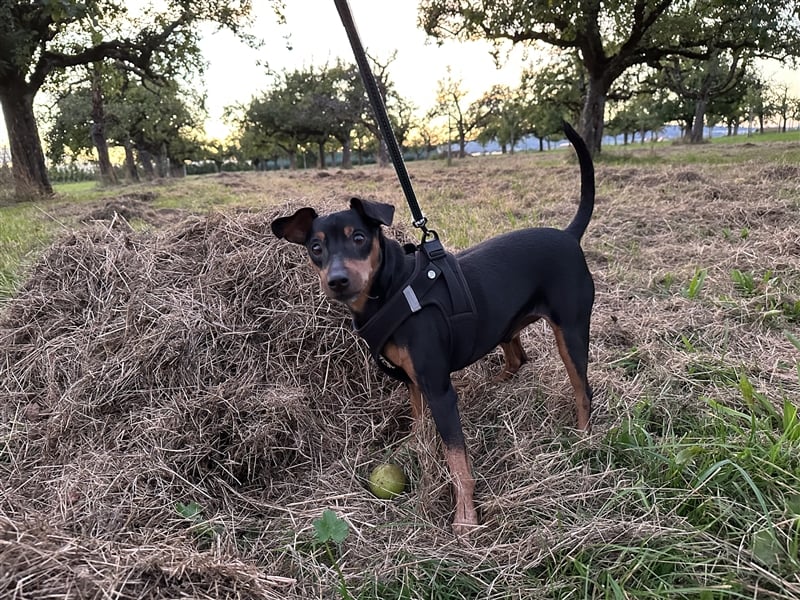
(419, 374, 478, 536)
(406, 382, 424, 433)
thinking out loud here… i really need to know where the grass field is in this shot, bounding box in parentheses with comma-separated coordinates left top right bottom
(1, 134, 799, 599)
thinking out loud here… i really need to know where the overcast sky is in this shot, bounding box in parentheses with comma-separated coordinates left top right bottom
(195, 0, 529, 139)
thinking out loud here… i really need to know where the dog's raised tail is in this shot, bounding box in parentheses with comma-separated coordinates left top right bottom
(562, 121, 595, 241)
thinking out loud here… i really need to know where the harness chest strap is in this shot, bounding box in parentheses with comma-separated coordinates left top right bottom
(355, 245, 478, 380)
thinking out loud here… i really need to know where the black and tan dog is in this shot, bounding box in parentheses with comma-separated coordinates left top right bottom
(271, 122, 595, 535)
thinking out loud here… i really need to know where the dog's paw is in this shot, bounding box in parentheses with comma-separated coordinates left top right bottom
(491, 368, 515, 383)
(451, 510, 480, 538)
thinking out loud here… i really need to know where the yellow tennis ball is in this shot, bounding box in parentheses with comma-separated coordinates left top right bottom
(369, 463, 406, 499)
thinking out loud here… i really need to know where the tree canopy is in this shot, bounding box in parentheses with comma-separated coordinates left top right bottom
(419, 0, 800, 154)
(237, 57, 407, 170)
(47, 75, 205, 179)
(0, 0, 254, 198)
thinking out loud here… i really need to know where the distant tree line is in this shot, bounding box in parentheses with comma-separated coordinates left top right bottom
(44, 50, 800, 182)
(3, 0, 800, 198)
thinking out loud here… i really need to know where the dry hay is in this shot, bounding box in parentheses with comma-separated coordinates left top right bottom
(1, 153, 799, 598)
(52, 191, 186, 229)
(0, 199, 631, 599)
(0, 206, 410, 598)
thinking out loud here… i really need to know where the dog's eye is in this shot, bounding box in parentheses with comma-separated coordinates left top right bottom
(310, 241, 323, 256)
(352, 232, 366, 246)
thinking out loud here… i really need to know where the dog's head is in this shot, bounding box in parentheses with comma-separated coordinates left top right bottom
(271, 197, 395, 312)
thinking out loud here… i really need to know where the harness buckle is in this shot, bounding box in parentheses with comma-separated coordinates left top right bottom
(421, 231, 446, 261)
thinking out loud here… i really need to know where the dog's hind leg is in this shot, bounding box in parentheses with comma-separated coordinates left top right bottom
(493, 334, 529, 382)
(407, 382, 424, 433)
(548, 320, 592, 431)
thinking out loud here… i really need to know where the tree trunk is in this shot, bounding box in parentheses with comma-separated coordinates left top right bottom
(91, 64, 117, 186)
(138, 149, 155, 180)
(690, 98, 707, 143)
(157, 144, 169, 177)
(123, 140, 140, 182)
(580, 74, 608, 156)
(0, 78, 53, 198)
(458, 136, 467, 158)
(377, 138, 389, 168)
(317, 141, 326, 169)
(340, 137, 352, 169)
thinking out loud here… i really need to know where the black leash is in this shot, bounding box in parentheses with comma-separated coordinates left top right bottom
(333, 1, 478, 373)
(333, 0, 432, 238)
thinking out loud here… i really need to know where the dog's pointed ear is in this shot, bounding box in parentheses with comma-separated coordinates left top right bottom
(350, 197, 394, 227)
(271, 207, 318, 244)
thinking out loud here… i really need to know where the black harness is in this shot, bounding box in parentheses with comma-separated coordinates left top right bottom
(334, 3, 479, 377)
(356, 238, 478, 381)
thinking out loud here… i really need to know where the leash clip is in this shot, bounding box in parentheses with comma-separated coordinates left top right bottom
(421, 231, 446, 261)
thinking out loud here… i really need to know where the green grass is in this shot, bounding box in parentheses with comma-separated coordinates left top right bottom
(709, 129, 800, 145)
(599, 129, 800, 166)
(52, 180, 104, 197)
(358, 373, 800, 598)
(0, 202, 58, 298)
(150, 177, 243, 211)
(605, 379, 800, 581)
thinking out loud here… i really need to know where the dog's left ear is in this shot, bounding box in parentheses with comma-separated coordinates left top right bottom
(350, 197, 394, 227)
(271, 207, 318, 244)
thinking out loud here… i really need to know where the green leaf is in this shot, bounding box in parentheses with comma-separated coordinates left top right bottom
(752, 529, 782, 567)
(684, 268, 707, 299)
(783, 401, 800, 440)
(738, 373, 754, 405)
(313, 509, 349, 545)
(175, 501, 203, 520)
(786, 494, 800, 516)
(674, 445, 702, 466)
(786, 330, 800, 352)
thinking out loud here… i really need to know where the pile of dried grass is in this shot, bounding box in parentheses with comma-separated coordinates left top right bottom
(1, 199, 630, 598)
(0, 205, 422, 598)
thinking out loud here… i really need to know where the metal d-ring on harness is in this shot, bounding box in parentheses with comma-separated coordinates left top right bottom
(333, 0, 478, 377)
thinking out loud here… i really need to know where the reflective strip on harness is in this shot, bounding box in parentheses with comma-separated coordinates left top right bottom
(403, 285, 422, 312)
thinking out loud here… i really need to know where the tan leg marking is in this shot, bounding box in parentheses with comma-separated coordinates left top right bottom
(382, 342, 423, 431)
(493, 334, 529, 382)
(445, 446, 478, 535)
(549, 323, 591, 431)
(408, 383, 423, 427)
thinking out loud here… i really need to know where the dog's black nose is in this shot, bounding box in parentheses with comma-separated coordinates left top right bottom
(327, 274, 350, 292)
